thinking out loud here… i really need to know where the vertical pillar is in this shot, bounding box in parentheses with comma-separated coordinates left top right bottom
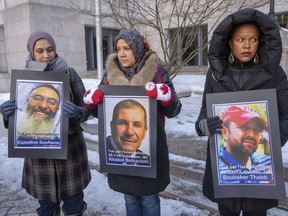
(95, 0, 103, 79)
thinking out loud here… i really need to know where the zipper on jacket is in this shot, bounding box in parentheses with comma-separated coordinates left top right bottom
(242, 198, 246, 209)
(238, 62, 245, 89)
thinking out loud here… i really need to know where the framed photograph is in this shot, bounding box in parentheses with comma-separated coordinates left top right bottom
(207, 89, 286, 200)
(8, 69, 70, 159)
(98, 85, 157, 178)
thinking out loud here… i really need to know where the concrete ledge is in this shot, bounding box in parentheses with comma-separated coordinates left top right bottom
(0, 118, 8, 137)
(0, 72, 10, 93)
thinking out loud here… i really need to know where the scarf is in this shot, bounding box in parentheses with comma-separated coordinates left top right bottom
(25, 54, 68, 72)
(116, 52, 152, 80)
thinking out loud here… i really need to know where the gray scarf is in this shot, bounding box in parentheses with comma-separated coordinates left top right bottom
(25, 54, 68, 72)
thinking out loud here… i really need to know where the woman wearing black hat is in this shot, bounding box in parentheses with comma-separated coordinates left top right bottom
(195, 8, 288, 216)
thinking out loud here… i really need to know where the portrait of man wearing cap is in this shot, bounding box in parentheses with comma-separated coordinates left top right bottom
(218, 105, 273, 184)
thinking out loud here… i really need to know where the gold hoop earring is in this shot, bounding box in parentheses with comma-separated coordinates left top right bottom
(228, 52, 235, 64)
(254, 54, 259, 64)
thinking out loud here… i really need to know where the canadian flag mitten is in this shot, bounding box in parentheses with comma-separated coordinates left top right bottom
(83, 88, 104, 108)
(145, 82, 174, 106)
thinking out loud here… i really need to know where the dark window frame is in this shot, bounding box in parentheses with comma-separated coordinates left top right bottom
(85, 26, 120, 71)
(168, 24, 208, 67)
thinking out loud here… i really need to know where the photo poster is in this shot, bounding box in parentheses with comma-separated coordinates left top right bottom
(206, 89, 286, 200)
(8, 69, 70, 159)
(98, 85, 157, 178)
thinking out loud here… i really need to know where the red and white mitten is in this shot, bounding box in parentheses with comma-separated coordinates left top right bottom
(83, 88, 104, 108)
(145, 82, 174, 106)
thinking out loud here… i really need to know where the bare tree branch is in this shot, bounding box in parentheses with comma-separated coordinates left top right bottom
(68, 0, 270, 78)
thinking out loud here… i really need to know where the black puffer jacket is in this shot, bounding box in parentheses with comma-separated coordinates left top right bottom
(196, 8, 288, 212)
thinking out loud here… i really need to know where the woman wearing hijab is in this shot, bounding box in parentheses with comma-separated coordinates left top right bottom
(0, 31, 91, 216)
(83, 29, 182, 216)
(195, 8, 288, 216)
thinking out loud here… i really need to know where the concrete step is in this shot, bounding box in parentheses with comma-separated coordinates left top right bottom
(160, 176, 218, 215)
(81, 121, 98, 136)
(169, 154, 206, 186)
(166, 154, 218, 214)
(167, 133, 208, 161)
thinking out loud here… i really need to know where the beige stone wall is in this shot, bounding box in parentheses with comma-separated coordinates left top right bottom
(0, 26, 7, 72)
(0, 1, 100, 92)
(0, 117, 8, 137)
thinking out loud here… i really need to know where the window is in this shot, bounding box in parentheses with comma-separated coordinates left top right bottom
(85, 27, 120, 70)
(276, 12, 288, 28)
(102, 28, 120, 67)
(168, 25, 208, 67)
(85, 26, 96, 70)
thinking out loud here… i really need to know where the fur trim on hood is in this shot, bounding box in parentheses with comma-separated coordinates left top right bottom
(105, 53, 158, 86)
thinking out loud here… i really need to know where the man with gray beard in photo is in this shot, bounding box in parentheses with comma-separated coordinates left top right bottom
(16, 84, 61, 140)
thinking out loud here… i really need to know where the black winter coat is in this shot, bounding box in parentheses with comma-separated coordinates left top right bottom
(195, 8, 288, 212)
(89, 53, 182, 196)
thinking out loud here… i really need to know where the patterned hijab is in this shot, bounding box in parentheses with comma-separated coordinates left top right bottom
(115, 29, 146, 79)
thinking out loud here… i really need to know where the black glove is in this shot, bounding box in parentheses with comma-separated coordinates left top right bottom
(0, 99, 17, 121)
(198, 116, 222, 136)
(63, 101, 81, 120)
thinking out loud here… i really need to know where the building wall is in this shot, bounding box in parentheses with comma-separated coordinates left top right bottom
(3, 2, 89, 72)
(0, 26, 7, 72)
(0, 1, 115, 92)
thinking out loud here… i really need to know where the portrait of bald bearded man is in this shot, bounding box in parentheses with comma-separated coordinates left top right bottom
(16, 84, 61, 140)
